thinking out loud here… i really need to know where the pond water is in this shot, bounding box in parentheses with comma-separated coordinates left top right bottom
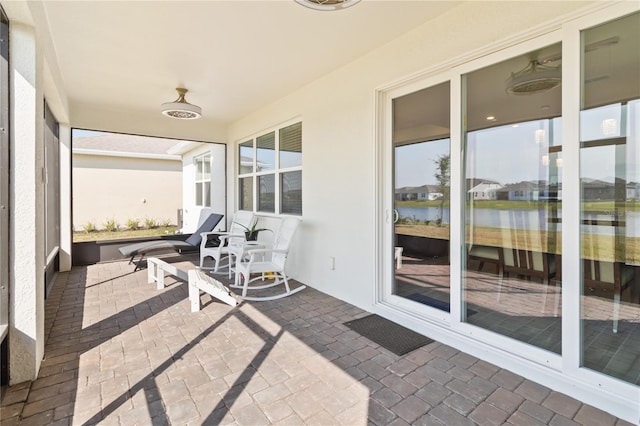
(396, 207, 640, 237)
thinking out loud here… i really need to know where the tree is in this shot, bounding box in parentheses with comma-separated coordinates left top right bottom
(434, 154, 450, 226)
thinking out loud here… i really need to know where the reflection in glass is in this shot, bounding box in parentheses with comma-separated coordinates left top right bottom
(258, 174, 275, 213)
(203, 154, 211, 180)
(197, 156, 203, 180)
(257, 132, 275, 172)
(281, 171, 302, 215)
(204, 182, 211, 208)
(280, 122, 302, 169)
(463, 43, 563, 353)
(580, 12, 639, 385)
(196, 182, 203, 206)
(239, 177, 253, 211)
(392, 82, 451, 311)
(195, 154, 211, 207)
(239, 140, 253, 174)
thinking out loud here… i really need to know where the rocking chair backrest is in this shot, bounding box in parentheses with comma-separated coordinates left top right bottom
(228, 211, 254, 246)
(271, 218, 300, 269)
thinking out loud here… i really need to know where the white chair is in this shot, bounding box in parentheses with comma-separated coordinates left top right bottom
(199, 211, 253, 277)
(231, 217, 305, 301)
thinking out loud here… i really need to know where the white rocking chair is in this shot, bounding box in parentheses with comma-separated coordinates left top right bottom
(231, 217, 305, 301)
(199, 210, 254, 277)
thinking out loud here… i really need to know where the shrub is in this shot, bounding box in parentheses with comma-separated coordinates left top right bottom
(125, 218, 140, 231)
(103, 218, 119, 232)
(144, 217, 156, 229)
(161, 218, 172, 227)
(83, 222, 96, 233)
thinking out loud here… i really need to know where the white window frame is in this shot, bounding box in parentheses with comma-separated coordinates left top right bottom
(237, 119, 302, 216)
(375, 3, 640, 423)
(0, 5, 8, 343)
(194, 153, 211, 208)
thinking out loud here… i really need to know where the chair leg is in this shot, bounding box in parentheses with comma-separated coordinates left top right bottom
(541, 278, 560, 316)
(613, 291, 621, 333)
(282, 273, 291, 294)
(496, 265, 504, 302)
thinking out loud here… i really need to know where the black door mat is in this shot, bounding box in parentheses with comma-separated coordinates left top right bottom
(343, 314, 434, 356)
(407, 293, 478, 316)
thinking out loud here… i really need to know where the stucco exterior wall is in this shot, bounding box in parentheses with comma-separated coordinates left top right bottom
(72, 154, 182, 230)
(226, 1, 594, 311)
(224, 2, 640, 422)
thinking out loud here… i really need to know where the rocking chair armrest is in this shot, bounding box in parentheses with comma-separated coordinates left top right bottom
(200, 231, 230, 250)
(200, 230, 229, 238)
(246, 248, 288, 258)
(218, 233, 246, 242)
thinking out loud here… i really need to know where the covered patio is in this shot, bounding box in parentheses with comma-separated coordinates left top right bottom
(0, 256, 631, 425)
(1, 1, 639, 424)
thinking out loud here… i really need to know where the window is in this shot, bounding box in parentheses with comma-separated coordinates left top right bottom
(195, 153, 211, 207)
(579, 12, 639, 385)
(462, 43, 563, 353)
(238, 121, 302, 215)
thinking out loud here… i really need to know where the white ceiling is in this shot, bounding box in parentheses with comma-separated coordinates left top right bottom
(41, 1, 460, 125)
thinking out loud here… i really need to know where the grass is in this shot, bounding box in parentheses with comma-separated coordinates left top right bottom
(396, 199, 640, 211)
(395, 223, 640, 263)
(73, 226, 179, 243)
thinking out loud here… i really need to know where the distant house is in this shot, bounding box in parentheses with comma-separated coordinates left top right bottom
(468, 182, 503, 200)
(395, 184, 443, 201)
(581, 179, 616, 201)
(72, 133, 183, 231)
(627, 182, 640, 200)
(497, 182, 539, 201)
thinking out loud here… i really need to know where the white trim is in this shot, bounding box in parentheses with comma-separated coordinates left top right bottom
(0, 324, 7, 342)
(449, 69, 463, 329)
(235, 119, 303, 216)
(561, 9, 582, 382)
(374, 2, 617, 96)
(374, 3, 640, 424)
(167, 140, 204, 155)
(45, 246, 59, 268)
(72, 148, 181, 161)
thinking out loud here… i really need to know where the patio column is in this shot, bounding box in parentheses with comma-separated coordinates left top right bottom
(9, 22, 46, 383)
(59, 123, 72, 272)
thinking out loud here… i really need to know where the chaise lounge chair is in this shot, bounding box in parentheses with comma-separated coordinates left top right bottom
(119, 213, 224, 270)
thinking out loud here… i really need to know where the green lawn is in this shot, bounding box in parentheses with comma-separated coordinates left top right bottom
(396, 199, 640, 211)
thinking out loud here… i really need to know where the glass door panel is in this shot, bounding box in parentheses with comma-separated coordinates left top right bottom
(579, 12, 639, 385)
(392, 82, 451, 311)
(462, 43, 563, 353)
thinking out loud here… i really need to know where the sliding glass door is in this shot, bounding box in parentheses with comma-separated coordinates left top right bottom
(579, 12, 639, 385)
(392, 82, 451, 312)
(379, 7, 640, 420)
(461, 43, 564, 352)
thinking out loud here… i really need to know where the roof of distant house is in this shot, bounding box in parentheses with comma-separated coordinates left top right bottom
(73, 133, 188, 157)
(395, 184, 442, 193)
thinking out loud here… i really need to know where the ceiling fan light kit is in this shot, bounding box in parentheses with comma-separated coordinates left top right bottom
(506, 60, 561, 95)
(161, 88, 202, 120)
(294, 0, 361, 11)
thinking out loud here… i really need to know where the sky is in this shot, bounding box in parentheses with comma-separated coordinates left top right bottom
(395, 100, 639, 189)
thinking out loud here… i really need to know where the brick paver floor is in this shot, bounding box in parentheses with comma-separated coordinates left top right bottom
(0, 255, 635, 425)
